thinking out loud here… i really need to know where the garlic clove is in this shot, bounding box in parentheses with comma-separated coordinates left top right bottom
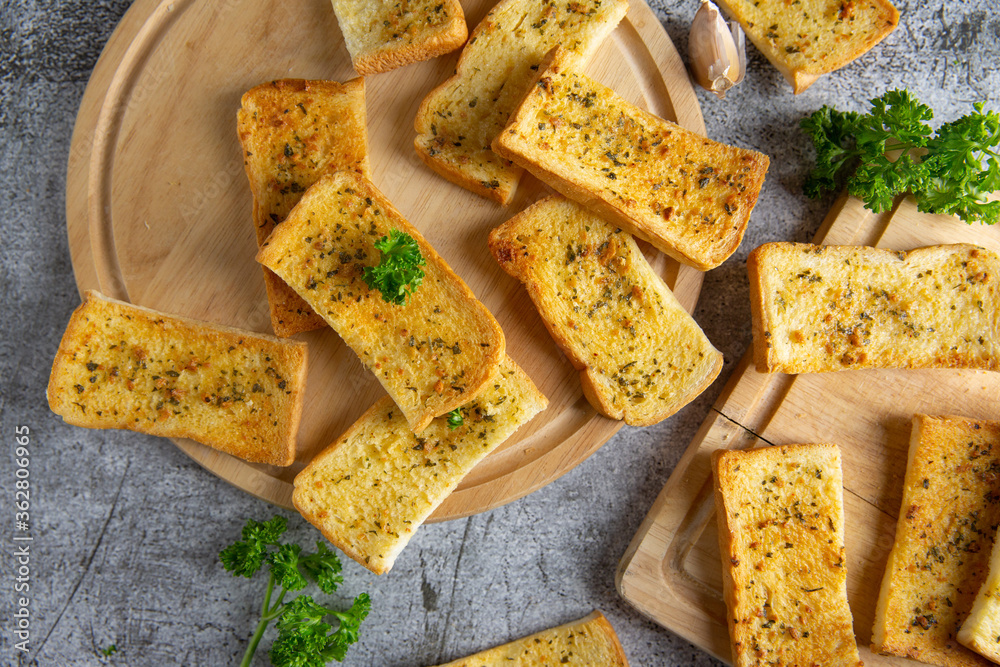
(730, 20, 746, 85)
(689, 0, 747, 99)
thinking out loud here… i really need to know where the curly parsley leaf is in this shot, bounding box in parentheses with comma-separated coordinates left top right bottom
(220, 516, 288, 578)
(269, 543, 309, 592)
(300, 542, 343, 595)
(801, 90, 999, 224)
(220, 517, 369, 667)
(270, 594, 371, 667)
(362, 230, 426, 304)
(446, 408, 464, 430)
(914, 103, 1000, 224)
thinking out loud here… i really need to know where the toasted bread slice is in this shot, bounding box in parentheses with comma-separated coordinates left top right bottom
(871, 415, 1000, 666)
(747, 243, 1000, 374)
(430, 610, 629, 666)
(715, 0, 899, 94)
(330, 0, 467, 76)
(413, 0, 628, 205)
(493, 47, 770, 270)
(489, 195, 723, 426)
(293, 355, 546, 574)
(237, 78, 370, 337)
(257, 171, 504, 433)
(959, 524, 1000, 663)
(712, 444, 862, 667)
(47, 291, 307, 466)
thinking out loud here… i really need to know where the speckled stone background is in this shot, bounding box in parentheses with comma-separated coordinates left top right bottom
(2, 1, 997, 665)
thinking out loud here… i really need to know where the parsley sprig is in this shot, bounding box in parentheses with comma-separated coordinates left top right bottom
(362, 230, 426, 304)
(445, 408, 464, 430)
(801, 89, 1000, 224)
(220, 516, 370, 667)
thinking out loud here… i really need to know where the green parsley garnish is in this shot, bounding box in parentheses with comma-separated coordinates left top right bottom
(446, 408, 464, 430)
(362, 230, 426, 304)
(220, 516, 371, 667)
(100, 644, 117, 657)
(801, 89, 1000, 224)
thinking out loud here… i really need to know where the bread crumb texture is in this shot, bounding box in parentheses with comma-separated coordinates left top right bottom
(493, 48, 769, 270)
(490, 195, 722, 426)
(330, 0, 467, 75)
(414, 0, 628, 204)
(47, 291, 307, 466)
(293, 356, 546, 574)
(714, 0, 899, 92)
(749, 243, 1000, 373)
(872, 415, 1000, 667)
(430, 610, 629, 666)
(237, 78, 369, 336)
(958, 508, 1000, 664)
(713, 444, 862, 667)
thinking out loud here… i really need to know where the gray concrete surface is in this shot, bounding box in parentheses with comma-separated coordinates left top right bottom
(2, 1, 997, 665)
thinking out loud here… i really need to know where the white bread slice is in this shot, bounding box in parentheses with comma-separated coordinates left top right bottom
(489, 195, 722, 426)
(330, 0, 468, 76)
(959, 526, 1000, 663)
(748, 242, 1000, 374)
(430, 610, 629, 666)
(293, 355, 546, 574)
(714, 0, 899, 94)
(493, 47, 770, 271)
(256, 170, 504, 433)
(871, 415, 1000, 667)
(47, 291, 307, 466)
(712, 443, 863, 667)
(237, 78, 369, 337)
(413, 0, 628, 205)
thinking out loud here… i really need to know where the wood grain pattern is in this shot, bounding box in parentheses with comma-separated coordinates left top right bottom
(617, 193, 1000, 664)
(65, 0, 706, 520)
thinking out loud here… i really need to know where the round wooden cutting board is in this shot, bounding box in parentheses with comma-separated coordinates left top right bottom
(66, 0, 705, 521)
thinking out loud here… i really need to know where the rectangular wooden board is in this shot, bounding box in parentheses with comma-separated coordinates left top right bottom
(617, 193, 1000, 665)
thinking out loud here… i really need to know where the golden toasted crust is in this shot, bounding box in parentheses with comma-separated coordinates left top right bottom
(958, 521, 1000, 663)
(330, 0, 467, 76)
(489, 195, 722, 426)
(293, 355, 546, 574)
(715, 0, 899, 94)
(413, 0, 629, 205)
(493, 48, 770, 270)
(237, 78, 369, 337)
(871, 415, 1000, 667)
(257, 171, 504, 433)
(431, 610, 629, 666)
(747, 242, 1000, 373)
(712, 444, 862, 667)
(47, 291, 307, 466)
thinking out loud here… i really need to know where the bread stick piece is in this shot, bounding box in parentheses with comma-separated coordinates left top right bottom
(959, 527, 1000, 663)
(748, 242, 1000, 374)
(490, 195, 722, 426)
(493, 47, 769, 270)
(330, 0, 467, 76)
(713, 443, 862, 667)
(430, 610, 629, 666)
(872, 414, 1000, 667)
(413, 0, 628, 205)
(47, 291, 307, 466)
(257, 171, 504, 433)
(237, 78, 369, 337)
(714, 0, 898, 94)
(293, 355, 546, 574)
